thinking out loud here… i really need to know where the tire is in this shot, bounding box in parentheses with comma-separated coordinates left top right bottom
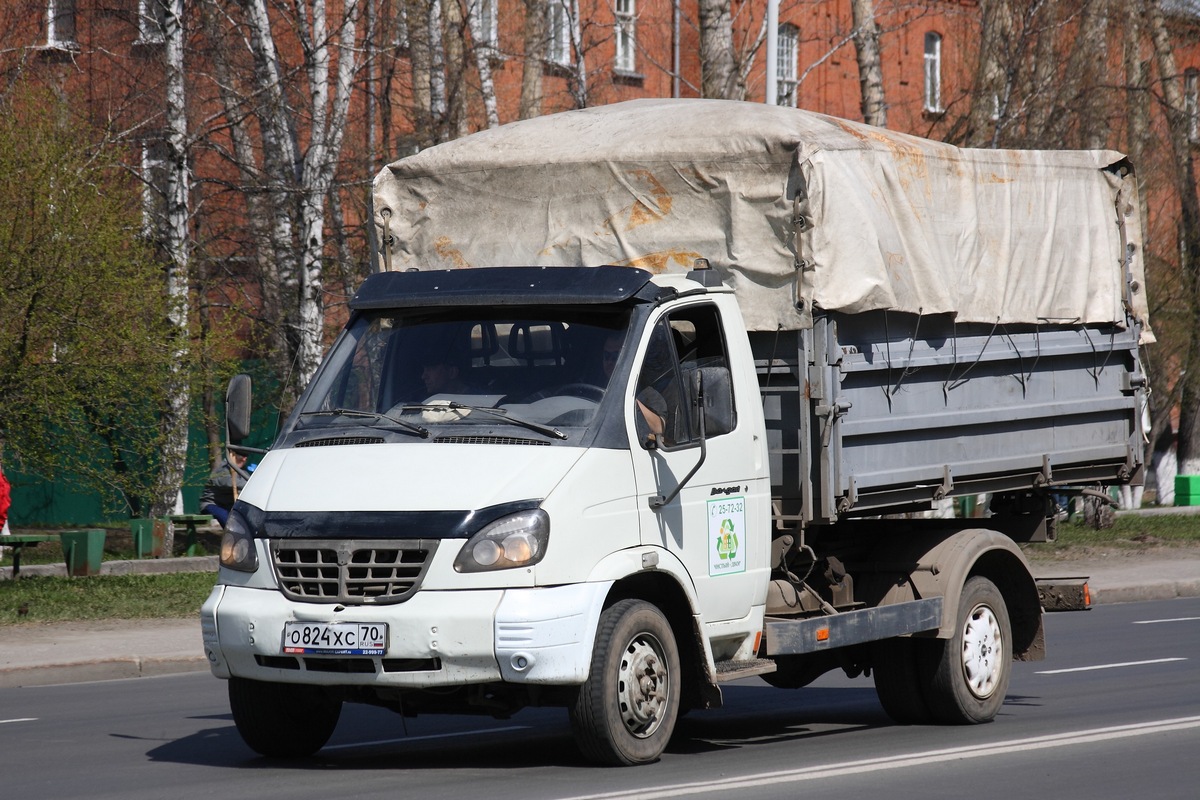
(569, 599, 681, 766)
(228, 677, 342, 758)
(872, 638, 934, 724)
(924, 576, 1012, 724)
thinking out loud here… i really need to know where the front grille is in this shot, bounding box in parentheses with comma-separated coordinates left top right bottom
(271, 539, 438, 605)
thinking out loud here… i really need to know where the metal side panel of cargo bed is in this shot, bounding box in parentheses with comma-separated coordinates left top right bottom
(752, 311, 1146, 524)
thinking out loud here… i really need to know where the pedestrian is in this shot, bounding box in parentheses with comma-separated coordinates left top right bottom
(0, 439, 11, 560)
(199, 449, 251, 528)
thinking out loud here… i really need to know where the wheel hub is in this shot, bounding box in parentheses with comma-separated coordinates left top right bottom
(960, 602, 1004, 699)
(617, 633, 669, 738)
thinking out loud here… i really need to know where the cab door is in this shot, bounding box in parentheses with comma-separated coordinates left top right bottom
(629, 302, 767, 624)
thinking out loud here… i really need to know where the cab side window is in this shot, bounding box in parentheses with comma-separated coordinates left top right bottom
(634, 305, 735, 447)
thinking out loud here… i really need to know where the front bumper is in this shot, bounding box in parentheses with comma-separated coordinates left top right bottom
(201, 581, 611, 688)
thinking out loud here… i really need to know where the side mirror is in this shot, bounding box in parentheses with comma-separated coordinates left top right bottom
(225, 374, 253, 448)
(691, 366, 734, 438)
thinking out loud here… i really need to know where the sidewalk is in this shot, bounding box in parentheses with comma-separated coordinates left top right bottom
(1, 550, 1198, 689)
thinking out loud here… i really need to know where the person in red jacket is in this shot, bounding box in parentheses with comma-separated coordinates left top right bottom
(0, 459, 11, 538)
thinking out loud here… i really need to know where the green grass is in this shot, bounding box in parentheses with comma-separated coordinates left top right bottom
(0, 572, 217, 626)
(1025, 512, 1200, 557)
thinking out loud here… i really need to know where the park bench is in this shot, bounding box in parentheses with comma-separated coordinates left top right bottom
(0, 534, 59, 578)
(170, 514, 214, 557)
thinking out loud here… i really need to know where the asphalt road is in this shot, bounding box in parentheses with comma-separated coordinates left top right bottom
(1, 598, 1197, 800)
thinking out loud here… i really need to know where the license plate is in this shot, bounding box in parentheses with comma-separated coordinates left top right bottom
(282, 622, 388, 656)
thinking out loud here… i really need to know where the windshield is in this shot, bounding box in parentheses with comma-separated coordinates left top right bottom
(294, 306, 633, 439)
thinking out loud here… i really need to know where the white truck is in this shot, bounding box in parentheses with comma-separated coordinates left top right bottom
(201, 99, 1151, 765)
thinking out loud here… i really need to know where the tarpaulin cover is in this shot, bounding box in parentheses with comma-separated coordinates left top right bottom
(372, 98, 1150, 338)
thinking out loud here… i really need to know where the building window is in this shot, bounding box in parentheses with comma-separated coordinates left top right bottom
(777, 24, 798, 107)
(548, 0, 572, 65)
(615, 0, 636, 73)
(45, 0, 77, 48)
(142, 140, 169, 240)
(924, 31, 943, 113)
(137, 0, 169, 45)
(474, 0, 498, 50)
(1188, 69, 1199, 143)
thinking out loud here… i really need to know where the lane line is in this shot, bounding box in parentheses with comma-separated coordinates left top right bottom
(0, 718, 37, 725)
(1036, 657, 1186, 674)
(324, 724, 529, 751)
(556, 717, 1200, 800)
(1132, 617, 1200, 625)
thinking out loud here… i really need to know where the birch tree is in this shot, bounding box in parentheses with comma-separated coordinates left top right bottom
(851, 0, 887, 127)
(152, 0, 192, 536)
(521, 0, 547, 118)
(467, 0, 500, 128)
(699, 0, 738, 99)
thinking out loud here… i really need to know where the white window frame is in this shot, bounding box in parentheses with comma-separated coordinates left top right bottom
(141, 140, 169, 239)
(776, 24, 798, 107)
(476, 0, 498, 50)
(1188, 69, 1199, 144)
(614, 0, 636, 73)
(45, 0, 78, 48)
(924, 31, 943, 114)
(548, 0, 572, 66)
(137, 0, 169, 45)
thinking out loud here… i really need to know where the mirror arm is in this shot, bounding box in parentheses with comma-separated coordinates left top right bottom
(649, 371, 708, 511)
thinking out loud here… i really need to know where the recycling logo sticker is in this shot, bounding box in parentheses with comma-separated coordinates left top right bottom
(708, 497, 746, 576)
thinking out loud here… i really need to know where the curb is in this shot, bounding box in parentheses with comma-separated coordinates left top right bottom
(0, 655, 209, 688)
(1090, 579, 1200, 605)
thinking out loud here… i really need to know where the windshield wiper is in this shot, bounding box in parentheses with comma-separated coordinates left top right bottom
(299, 408, 430, 438)
(399, 402, 568, 440)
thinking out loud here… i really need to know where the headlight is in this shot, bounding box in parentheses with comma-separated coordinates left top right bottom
(454, 509, 549, 572)
(220, 504, 260, 573)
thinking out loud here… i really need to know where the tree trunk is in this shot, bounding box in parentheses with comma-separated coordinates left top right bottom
(966, 0, 1016, 147)
(428, 0, 449, 141)
(442, 0, 467, 137)
(520, 0, 546, 119)
(151, 0, 191, 544)
(567, 0, 588, 108)
(851, 0, 886, 127)
(699, 0, 736, 100)
(467, 0, 500, 128)
(1147, 0, 1200, 475)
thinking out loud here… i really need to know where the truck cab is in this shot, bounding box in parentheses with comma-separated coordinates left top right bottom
(203, 265, 772, 765)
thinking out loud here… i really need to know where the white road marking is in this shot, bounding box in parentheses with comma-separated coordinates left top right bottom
(1132, 617, 1200, 625)
(1036, 657, 1187, 674)
(556, 717, 1200, 800)
(0, 718, 37, 725)
(323, 724, 529, 751)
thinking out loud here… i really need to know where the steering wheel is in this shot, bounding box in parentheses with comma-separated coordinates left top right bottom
(553, 383, 605, 402)
(521, 383, 605, 403)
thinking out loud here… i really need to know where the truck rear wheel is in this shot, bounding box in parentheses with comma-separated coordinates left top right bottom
(569, 599, 681, 766)
(872, 638, 934, 724)
(228, 677, 342, 757)
(924, 575, 1011, 724)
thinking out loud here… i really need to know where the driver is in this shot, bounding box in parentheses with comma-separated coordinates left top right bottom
(604, 333, 666, 438)
(421, 354, 469, 396)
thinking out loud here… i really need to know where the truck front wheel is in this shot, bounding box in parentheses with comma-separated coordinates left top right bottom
(228, 677, 342, 757)
(924, 575, 1011, 724)
(569, 599, 681, 766)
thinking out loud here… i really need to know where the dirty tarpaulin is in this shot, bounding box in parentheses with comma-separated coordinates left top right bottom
(371, 98, 1150, 341)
